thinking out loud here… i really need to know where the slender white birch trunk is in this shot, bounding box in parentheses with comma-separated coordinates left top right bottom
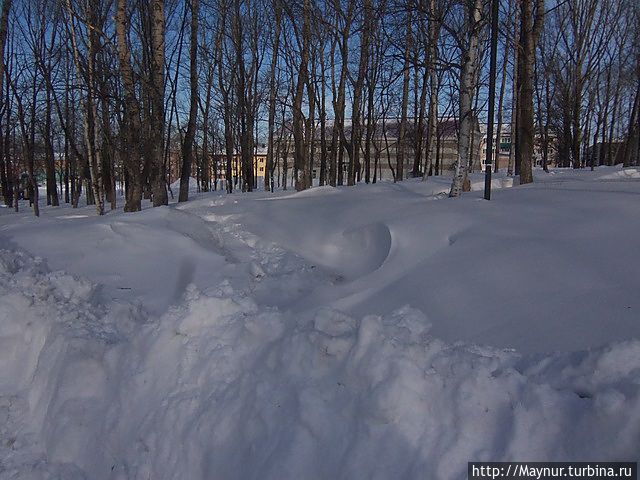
(450, 0, 482, 197)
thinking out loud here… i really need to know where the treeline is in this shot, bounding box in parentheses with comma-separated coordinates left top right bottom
(0, 0, 638, 216)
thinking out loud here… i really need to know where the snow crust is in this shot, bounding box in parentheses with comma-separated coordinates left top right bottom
(1, 166, 639, 479)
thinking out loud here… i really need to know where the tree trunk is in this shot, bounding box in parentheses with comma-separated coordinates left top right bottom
(44, 82, 59, 206)
(515, 0, 544, 185)
(494, 0, 512, 173)
(450, 0, 481, 197)
(508, 7, 519, 176)
(331, 0, 354, 187)
(397, 10, 412, 183)
(349, 0, 372, 186)
(423, 0, 441, 180)
(67, 0, 104, 215)
(179, 0, 199, 202)
(318, 48, 328, 186)
(0, 0, 10, 91)
(116, 0, 144, 211)
(0, 0, 11, 207)
(293, 0, 311, 191)
(266, 0, 282, 191)
(150, 0, 168, 206)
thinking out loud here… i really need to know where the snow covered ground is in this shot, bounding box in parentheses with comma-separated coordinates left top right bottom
(1, 167, 639, 479)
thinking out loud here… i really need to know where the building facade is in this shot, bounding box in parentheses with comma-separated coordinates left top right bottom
(275, 117, 483, 183)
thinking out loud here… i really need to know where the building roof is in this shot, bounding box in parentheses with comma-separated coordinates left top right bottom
(479, 123, 512, 136)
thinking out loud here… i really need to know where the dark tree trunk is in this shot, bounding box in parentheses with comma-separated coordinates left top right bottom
(179, 0, 199, 202)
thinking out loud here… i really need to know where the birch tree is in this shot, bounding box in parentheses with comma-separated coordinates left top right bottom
(449, 0, 482, 197)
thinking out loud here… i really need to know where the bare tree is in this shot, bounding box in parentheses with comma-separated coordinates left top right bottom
(289, 0, 311, 191)
(149, 0, 168, 205)
(265, 0, 282, 192)
(450, 0, 483, 197)
(349, 0, 373, 186)
(514, 0, 544, 185)
(179, 0, 199, 201)
(396, 6, 413, 183)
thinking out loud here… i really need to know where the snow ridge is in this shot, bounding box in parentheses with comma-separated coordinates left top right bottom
(1, 247, 639, 480)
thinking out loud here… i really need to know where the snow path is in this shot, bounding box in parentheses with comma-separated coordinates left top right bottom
(1, 167, 639, 479)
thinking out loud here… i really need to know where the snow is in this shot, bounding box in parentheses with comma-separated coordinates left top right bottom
(193, 168, 640, 353)
(597, 167, 640, 180)
(169, 176, 200, 194)
(1, 166, 639, 479)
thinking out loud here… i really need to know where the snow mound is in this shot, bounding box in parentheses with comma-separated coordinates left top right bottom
(1, 248, 639, 479)
(262, 185, 341, 200)
(319, 222, 393, 278)
(596, 167, 640, 180)
(169, 176, 200, 194)
(1, 206, 230, 315)
(470, 175, 516, 190)
(201, 170, 640, 354)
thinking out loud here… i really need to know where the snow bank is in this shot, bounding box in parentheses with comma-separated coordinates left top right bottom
(2, 167, 640, 479)
(0, 207, 231, 315)
(596, 167, 640, 180)
(190, 169, 640, 354)
(169, 176, 200, 194)
(1, 248, 639, 479)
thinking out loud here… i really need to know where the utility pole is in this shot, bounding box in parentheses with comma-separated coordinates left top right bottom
(484, 0, 499, 200)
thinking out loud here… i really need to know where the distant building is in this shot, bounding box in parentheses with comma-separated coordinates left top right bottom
(479, 124, 513, 171)
(168, 116, 486, 189)
(275, 116, 483, 182)
(210, 149, 268, 181)
(167, 145, 267, 189)
(479, 124, 558, 170)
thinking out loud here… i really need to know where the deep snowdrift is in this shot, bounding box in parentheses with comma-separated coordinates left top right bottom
(1, 167, 639, 479)
(182, 168, 640, 353)
(1, 248, 639, 479)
